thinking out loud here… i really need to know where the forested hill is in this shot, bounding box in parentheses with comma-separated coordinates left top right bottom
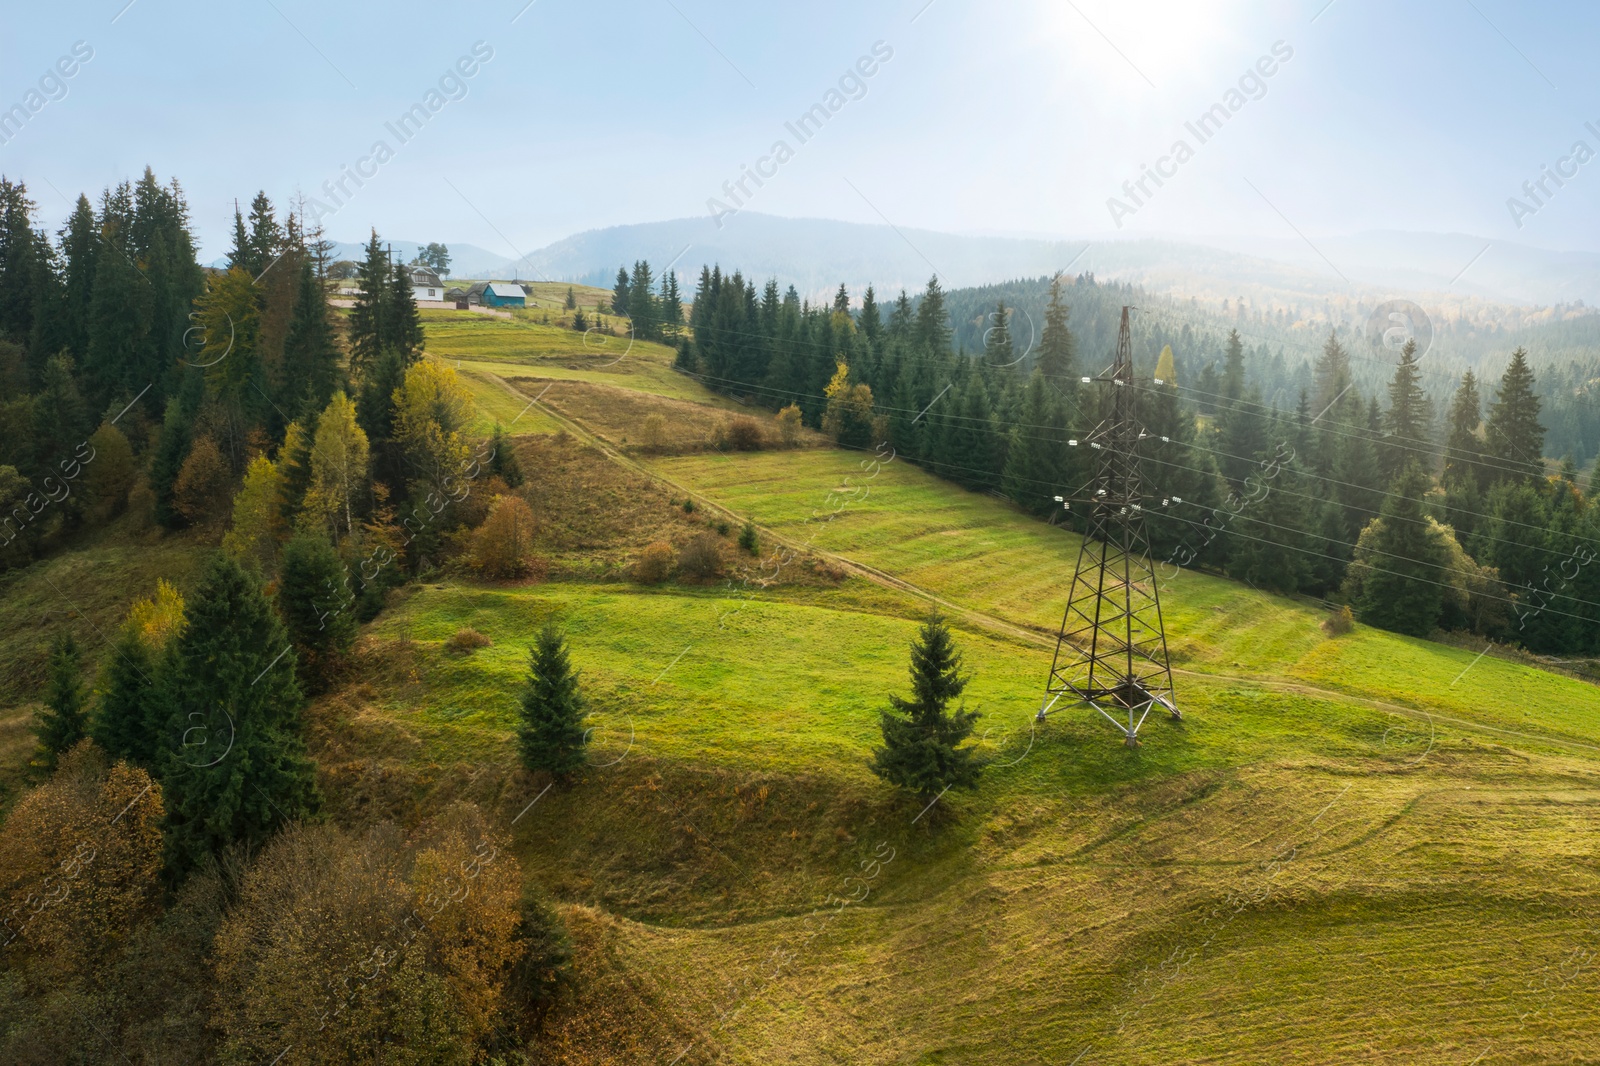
(939, 274, 1600, 466)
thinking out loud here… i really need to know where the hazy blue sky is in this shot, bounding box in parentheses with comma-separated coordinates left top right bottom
(3, 0, 1596, 262)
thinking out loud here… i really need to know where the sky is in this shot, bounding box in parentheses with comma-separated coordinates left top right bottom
(3, 0, 1598, 265)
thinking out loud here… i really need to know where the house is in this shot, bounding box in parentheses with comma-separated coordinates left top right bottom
(444, 286, 468, 303)
(466, 281, 527, 309)
(409, 266, 446, 302)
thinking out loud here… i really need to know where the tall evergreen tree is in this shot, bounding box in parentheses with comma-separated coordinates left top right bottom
(245, 191, 283, 280)
(983, 301, 1014, 368)
(629, 260, 657, 340)
(611, 265, 631, 316)
(387, 254, 424, 363)
(1035, 276, 1077, 383)
(91, 625, 159, 768)
(1485, 347, 1545, 484)
(279, 257, 341, 427)
(1222, 329, 1246, 402)
(858, 284, 882, 345)
(1001, 372, 1065, 515)
(36, 632, 88, 767)
(888, 291, 914, 340)
(154, 554, 320, 876)
(346, 231, 390, 374)
(1355, 464, 1449, 637)
(57, 194, 99, 369)
(659, 269, 683, 337)
(869, 616, 982, 801)
(1312, 330, 1351, 414)
(517, 622, 588, 778)
(278, 533, 356, 691)
(913, 276, 951, 355)
(1381, 339, 1429, 480)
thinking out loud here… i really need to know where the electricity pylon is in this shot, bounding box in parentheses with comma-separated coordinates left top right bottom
(1038, 305, 1179, 747)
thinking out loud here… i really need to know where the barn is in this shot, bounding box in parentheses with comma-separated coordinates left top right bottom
(480, 282, 527, 308)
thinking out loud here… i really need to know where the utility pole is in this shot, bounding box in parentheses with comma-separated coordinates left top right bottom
(1039, 305, 1179, 747)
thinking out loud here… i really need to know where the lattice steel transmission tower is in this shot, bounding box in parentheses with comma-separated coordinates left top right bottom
(1038, 305, 1179, 746)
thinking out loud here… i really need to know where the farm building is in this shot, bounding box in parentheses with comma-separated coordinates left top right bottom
(409, 267, 446, 302)
(466, 282, 528, 308)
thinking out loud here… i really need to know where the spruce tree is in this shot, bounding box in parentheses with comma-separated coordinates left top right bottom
(984, 301, 1014, 367)
(1381, 339, 1429, 480)
(91, 626, 158, 768)
(913, 276, 951, 355)
(611, 266, 631, 316)
(858, 284, 882, 345)
(1001, 371, 1065, 515)
(245, 191, 282, 279)
(888, 291, 914, 340)
(517, 622, 588, 778)
(869, 616, 982, 801)
(629, 260, 657, 340)
(659, 270, 683, 338)
(1222, 329, 1245, 402)
(278, 533, 357, 691)
(1355, 464, 1449, 637)
(36, 632, 89, 767)
(347, 231, 390, 374)
(279, 257, 341, 426)
(154, 554, 320, 875)
(1443, 371, 1487, 493)
(1485, 348, 1545, 484)
(1035, 276, 1077, 383)
(387, 255, 424, 363)
(1312, 330, 1351, 414)
(564, 286, 576, 310)
(489, 423, 524, 487)
(58, 193, 98, 367)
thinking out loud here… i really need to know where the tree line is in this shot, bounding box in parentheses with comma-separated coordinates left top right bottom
(679, 265, 1600, 654)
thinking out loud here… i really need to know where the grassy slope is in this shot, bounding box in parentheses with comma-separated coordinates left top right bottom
(8, 308, 1599, 1063)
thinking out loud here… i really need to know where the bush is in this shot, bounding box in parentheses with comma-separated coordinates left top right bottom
(678, 532, 725, 581)
(1322, 604, 1355, 636)
(639, 413, 668, 452)
(775, 404, 802, 447)
(471, 496, 538, 579)
(632, 541, 675, 584)
(682, 497, 695, 514)
(738, 518, 758, 554)
(447, 627, 493, 654)
(713, 519, 730, 537)
(724, 415, 765, 451)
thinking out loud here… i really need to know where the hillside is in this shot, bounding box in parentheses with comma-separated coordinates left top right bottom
(10, 304, 1595, 1063)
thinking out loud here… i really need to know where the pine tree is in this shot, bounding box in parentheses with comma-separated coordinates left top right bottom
(154, 554, 320, 875)
(1381, 339, 1429, 480)
(888, 291, 914, 340)
(869, 616, 982, 801)
(489, 423, 524, 487)
(1312, 330, 1351, 414)
(1355, 464, 1450, 637)
(611, 266, 631, 316)
(1001, 372, 1064, 515)
(629, 260, 657, 340)
(279, 533, 356, 690)
(859, 284, 882, 345)
(1030, 278, 1075, 386)
(279, 257, 341, 426)
(659, 270, 683, 338)
(387, 254, 424, 363)
(1443, 371, 1486, 493)
(1222, 329, 1245, 402)
(245, 191, 282, 280)
(517, 622, 588, 777)
(225, 201, 253, 276)
(58, 194, 98, 368)
(1485, 348, 1545, 484)
(564, 286, 576, 310)
(913, 276, 951, 355)
(91, 625, 158, 767)
(983, 301, 1014, 368)
(36, 632, 88, 767)
(346, 231, 390, 374)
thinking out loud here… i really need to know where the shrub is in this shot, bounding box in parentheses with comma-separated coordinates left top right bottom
(713, 519, 730, 537)
(632, 541, 675, 584)
(682, 497, 695, 514)
(640, 413, 668, 452)
(677, 532, 725, 581)
(471, 496, 538, 579)
(724, 415, 765, 451)
(172, 434, 231, 525)
(775, 404, 802, 447)
(447, 627, 492, 654)
(1322, 604, 1355, 636)
(739, 518, 759, 554)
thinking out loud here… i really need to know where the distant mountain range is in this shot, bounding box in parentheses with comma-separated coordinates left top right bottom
(274, 214, 1600, 313)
